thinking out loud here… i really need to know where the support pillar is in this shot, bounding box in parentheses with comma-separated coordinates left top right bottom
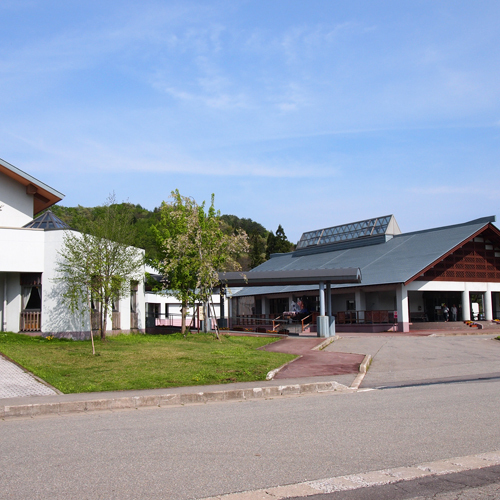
(396, 284, 410, 333)
(462, 286, 471, 321)
(317, 281, 329, 337)
(485, 285, 493, 321)
(319, 281, 325, 316)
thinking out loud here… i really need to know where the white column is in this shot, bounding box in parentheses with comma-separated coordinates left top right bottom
(396, 284, 410, 333)
(462, 285, 470, 321)
(485, 285, 493, 321)
(319, 282, 325, 316)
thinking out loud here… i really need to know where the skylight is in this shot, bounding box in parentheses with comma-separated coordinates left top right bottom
(296, 215, 400, 249)
(23, 211, 70, 230)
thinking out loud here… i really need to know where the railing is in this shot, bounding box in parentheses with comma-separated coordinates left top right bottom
(20, 311, 41, 332)
(272, 315, 283, 332)
(231, 314, 317, 334)
(146, 312, 217, 331)
(112, 312, 121, 330)
(301, 313, 318, 332)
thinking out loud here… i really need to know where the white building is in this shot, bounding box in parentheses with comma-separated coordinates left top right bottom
(0, 157, 145, 339)
(144, 266, 225, 332)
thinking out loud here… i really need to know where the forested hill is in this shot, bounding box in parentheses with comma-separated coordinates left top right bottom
(48, 204, 294, 270)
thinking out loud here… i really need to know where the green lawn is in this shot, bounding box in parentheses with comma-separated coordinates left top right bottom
(0, 332, 295, 394)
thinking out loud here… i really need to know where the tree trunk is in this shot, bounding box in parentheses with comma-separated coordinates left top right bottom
(87, 291, 95, 355)
(181, 301, 187, 335)
(101, 298, 108, 341)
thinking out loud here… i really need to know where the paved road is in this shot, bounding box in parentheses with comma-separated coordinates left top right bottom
(2, 376, 500, 499)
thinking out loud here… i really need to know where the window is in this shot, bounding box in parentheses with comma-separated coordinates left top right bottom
(130, 281, 138, 313)
(20, 273, 42, 311)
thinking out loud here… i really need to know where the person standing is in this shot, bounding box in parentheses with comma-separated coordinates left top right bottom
(442, 304, 450, 322)
(451, 304, 458, 322)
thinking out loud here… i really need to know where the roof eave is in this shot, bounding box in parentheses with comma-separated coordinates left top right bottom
(0, 157, 65, 214)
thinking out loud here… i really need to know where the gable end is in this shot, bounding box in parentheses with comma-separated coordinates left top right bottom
(406, 224, 500, 284)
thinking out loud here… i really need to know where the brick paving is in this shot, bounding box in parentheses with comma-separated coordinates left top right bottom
(0, 355, 57, 399)
(263, 338, 365, 378)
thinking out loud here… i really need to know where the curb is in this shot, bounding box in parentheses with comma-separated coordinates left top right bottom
(199, 450, 500, 499)
(350, 354, 372, 390)
(0, 380, 351, 420)
(266, 356, 302, 380)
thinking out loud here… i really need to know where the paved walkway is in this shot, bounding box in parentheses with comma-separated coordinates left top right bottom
(325, 332, 500, 388)
(263, 337, 365, 378)
(0, 355, 57, 398)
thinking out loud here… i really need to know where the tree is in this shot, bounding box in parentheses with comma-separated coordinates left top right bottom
(150, 190, 249, 337)
(274, 224, 293, 253)
(56, 195, 144, 348)
(265, 224, 292, 259)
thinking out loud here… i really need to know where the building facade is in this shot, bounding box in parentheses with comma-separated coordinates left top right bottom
(228, 215, 500, 333)
(0, 157, 145, 339)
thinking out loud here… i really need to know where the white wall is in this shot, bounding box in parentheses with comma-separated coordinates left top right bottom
(145, 291, 222, 323)
(406, 281, 500, 293)
(42, 230, 89, 335)
(0, 228, 45, 272)
(43, 230, 146, 336)
(0, 171, 34, 227)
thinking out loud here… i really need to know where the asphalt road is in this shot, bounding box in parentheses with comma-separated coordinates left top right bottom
(2, 376, 500, 499)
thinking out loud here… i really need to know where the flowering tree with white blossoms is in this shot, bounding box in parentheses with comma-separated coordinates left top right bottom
(151, 190, 249, 338)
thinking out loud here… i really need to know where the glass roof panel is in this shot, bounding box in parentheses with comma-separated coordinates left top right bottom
(296, 215, 395, 249)
(23, 211, 70, 230)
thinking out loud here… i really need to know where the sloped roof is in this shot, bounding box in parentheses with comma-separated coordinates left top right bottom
(0, 157, 64, 214)
(232, 216, 497, 297)
(23, 210, 70, 230)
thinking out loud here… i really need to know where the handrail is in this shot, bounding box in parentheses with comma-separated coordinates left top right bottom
(300, 314, 314, 332)
(272, 315, 283, 331)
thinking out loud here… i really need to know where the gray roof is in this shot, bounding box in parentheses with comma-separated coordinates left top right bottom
(233, 216, 496, 298)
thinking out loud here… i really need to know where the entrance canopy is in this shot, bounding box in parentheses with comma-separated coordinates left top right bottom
(219, 268, 362, 287)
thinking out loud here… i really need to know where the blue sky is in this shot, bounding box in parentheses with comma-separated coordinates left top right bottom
(1, 0, 499, 243)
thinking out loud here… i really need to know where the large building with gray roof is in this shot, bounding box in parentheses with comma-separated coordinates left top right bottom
(223, 215, 500, 334)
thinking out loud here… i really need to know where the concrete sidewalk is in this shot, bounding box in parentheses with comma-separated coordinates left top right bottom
(324, 332, 500, 388)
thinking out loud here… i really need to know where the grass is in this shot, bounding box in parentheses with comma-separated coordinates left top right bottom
(0, 331, 296, 394)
